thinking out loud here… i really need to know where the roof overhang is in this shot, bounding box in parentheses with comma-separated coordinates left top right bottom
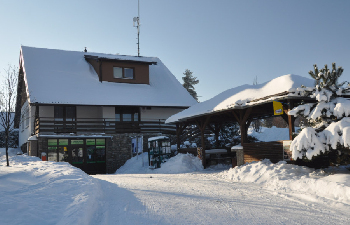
(168, 94, 316, 124)
(84, 55, 157, 65)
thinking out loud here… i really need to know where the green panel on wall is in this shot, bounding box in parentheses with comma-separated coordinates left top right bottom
(48, 139, 57, 146)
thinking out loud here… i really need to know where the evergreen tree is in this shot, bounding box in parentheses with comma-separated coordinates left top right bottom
(252, 76, 262, 132)
(289, 63, 350, 160)
(182, 69, 199, 102)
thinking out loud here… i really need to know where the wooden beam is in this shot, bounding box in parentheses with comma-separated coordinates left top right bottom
(231, 110, 240, 122)
(195, 115, 211, 169)
(176, 124, 181, 150)
(242, 107, 253, 124)
(287, 100, 295, 140)
(237, 108, 252, 145)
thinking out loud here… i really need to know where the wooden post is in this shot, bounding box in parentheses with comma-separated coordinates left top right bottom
(232, 108, 252, 146)
(175, 122, 189, 152)
(195, 116, 211, 169)
(176, 124, 181, 151)
(200, 127, 206, 168)
(283, 100, 295, 140)
(214, 123, 220, 148)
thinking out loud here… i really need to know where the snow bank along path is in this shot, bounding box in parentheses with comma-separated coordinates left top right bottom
(0, 149, 99, 225)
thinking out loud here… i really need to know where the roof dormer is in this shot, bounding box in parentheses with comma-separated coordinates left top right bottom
(85, 55, 157, 84)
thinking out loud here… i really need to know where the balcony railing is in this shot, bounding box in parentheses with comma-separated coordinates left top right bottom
(34, 117, 176, 135)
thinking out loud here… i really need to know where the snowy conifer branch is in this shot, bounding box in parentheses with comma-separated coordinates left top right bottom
(289, 63, 350, 160)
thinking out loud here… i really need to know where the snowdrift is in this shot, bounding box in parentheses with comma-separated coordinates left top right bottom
(0, 149, 99, 225)
(218, 159, 350, 205)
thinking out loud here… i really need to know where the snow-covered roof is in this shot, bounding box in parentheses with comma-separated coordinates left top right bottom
(148, 136, 169, 142)
(20, 46, 197, 107)
(166, 74, 315, 123)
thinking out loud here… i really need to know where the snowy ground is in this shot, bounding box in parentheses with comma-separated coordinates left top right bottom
(2, 145, 350, 225)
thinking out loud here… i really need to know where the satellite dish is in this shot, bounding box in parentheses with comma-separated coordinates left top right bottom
(133, 17, 138, 22)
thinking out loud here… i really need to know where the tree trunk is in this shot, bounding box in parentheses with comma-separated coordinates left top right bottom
(6, 129, 9, 166)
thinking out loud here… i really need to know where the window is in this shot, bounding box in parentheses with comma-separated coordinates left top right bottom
(113, 67, 134, 79)
(21, 113, 24, 130)
(54, 106, 76, 121)
(115, 107, 139, 122)
(86, 138, 106, 163)
(54, 106, 76, 132)
(47, 139, 69, 162)
(25, 108, 29, 127)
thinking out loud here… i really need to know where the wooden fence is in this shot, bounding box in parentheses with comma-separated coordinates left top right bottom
(178, 148, 198, 156)
(242, 141, 284, 163)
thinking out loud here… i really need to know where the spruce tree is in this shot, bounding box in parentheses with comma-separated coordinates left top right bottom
(182, 69, 199, 102)
(289, 63, 350, 160)
(252, 76, 262, 132)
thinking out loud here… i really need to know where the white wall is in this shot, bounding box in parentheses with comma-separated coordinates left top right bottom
(141, 107, 184, 121)
(102, 107, 115, 120)
(39, 106, 54, 117)
(19, 100, 34, 147)
(77, 106, 103, 119)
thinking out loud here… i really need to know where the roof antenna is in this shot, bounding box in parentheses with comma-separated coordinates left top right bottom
(133, 0, 140, 56)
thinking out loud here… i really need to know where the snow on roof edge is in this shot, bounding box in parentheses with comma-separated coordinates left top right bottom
(20, 46, 197, 107)
(165, 74, 315, 124)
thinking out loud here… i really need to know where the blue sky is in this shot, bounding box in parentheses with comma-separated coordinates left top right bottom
(0, 0, 349, 101)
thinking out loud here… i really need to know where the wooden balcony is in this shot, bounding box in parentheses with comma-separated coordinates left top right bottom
(34, 117, 176, 135)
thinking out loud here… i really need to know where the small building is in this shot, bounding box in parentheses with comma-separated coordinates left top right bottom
(148, 136, 171, 169)
(166, 74, 316, 168)
(15, 46, 197, 174)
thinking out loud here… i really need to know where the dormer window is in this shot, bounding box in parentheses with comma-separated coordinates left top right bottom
(113, 67, 134, 79)
(84, 55, 156, 84)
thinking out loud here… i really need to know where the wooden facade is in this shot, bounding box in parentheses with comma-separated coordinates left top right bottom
(242, 141, 284, 163)
(34, 117, 176, 135)
(85, 55, 155, 84)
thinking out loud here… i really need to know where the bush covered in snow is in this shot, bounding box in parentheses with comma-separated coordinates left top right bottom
(289, 63, 350, 163)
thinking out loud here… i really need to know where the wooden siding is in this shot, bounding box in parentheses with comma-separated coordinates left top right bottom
(242, 141, 284, 163)
(85, 58, 150, 84)
(35, 118, 176, 135)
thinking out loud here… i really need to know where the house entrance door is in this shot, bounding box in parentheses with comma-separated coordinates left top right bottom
(69, 139, 106, 174)
(70, 139, 85, 171)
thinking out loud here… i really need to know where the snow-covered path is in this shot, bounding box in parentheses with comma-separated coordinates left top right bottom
(2, 150, 350, 225)
(93, 172, 350, 225)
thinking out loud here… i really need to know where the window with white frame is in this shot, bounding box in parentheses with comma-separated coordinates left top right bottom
(25, 107, 29, 127)
(21, 113, 24, 130)
(113, 67, 134, 79)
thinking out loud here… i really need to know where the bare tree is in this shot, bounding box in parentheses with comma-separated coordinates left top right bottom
(0, 65, 18, 166)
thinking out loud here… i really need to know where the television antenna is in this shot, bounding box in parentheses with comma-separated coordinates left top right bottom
(133, 0, 140, 56)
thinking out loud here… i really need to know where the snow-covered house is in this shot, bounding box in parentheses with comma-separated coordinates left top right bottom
(15, 46, 197, 174)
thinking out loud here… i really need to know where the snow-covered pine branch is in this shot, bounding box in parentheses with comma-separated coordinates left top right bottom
(289, 63, 350, 160)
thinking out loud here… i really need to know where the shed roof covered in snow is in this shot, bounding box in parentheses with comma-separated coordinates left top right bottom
(166, 74, 315, 123)
(20, 46, 197, 107)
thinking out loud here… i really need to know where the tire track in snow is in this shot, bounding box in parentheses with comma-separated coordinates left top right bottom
(94, 173, 350, 224)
